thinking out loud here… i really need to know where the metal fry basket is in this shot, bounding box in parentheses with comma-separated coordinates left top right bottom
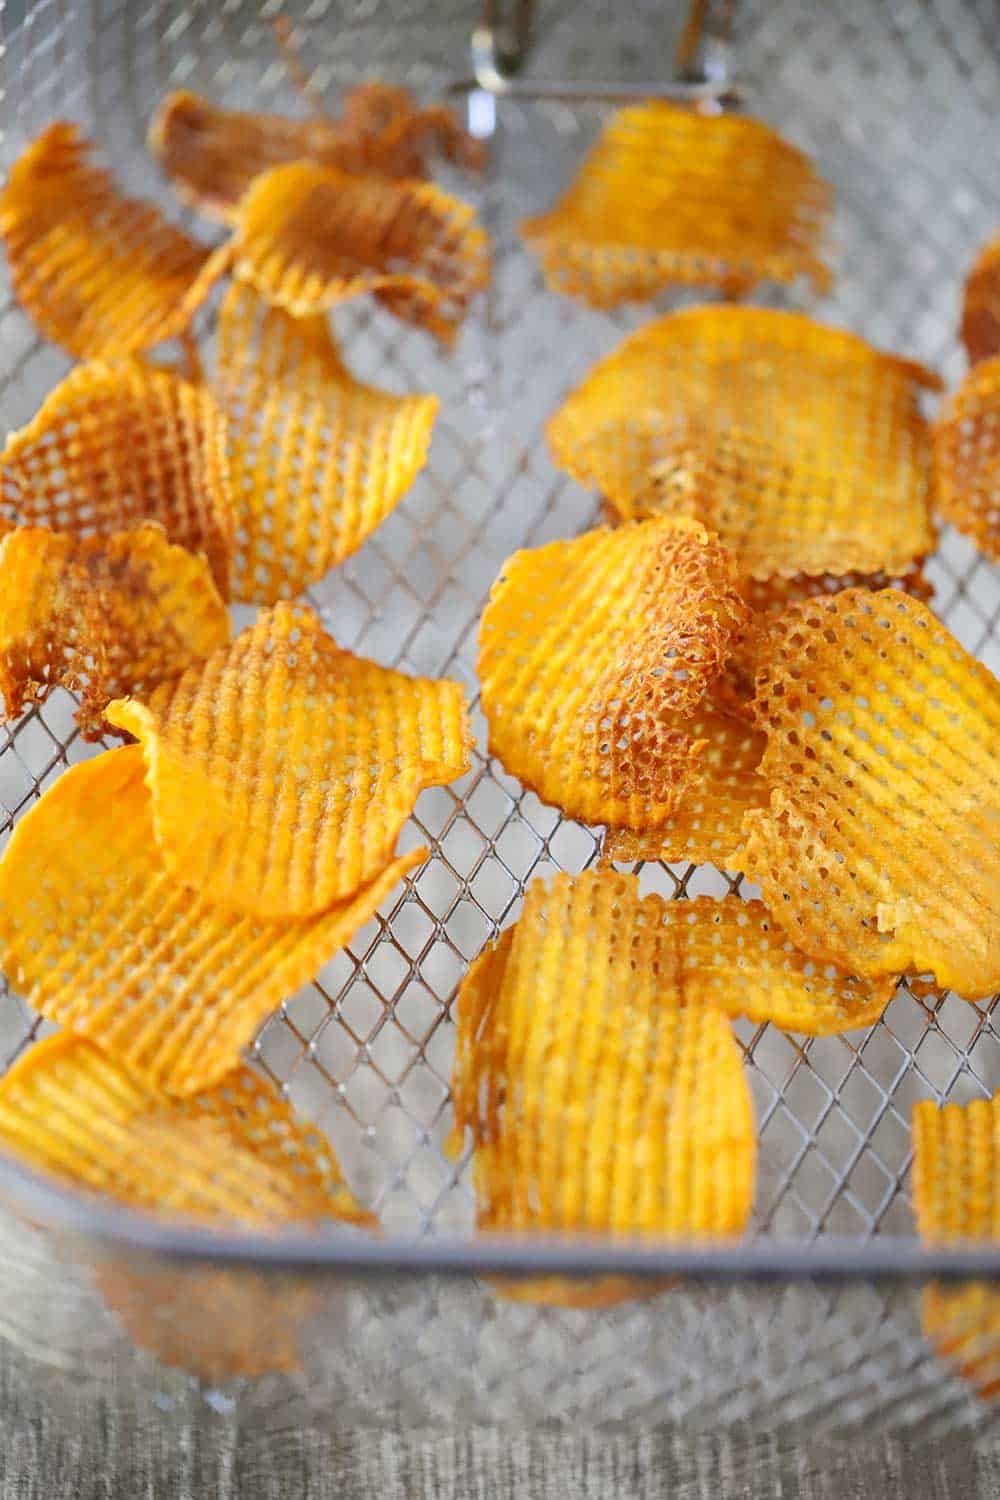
(0, 0, 999, 1451)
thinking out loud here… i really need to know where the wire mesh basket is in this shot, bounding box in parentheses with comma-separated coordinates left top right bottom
(0, 0, 999, 1450)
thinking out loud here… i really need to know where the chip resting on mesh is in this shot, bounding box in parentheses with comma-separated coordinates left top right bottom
(547, 307, 940, 582)
(214, 283, 438, 602)
(520, 103, 833, 306)
(230, 161, 489, 344)
(0, 525, 229, 741)
(962, 232, 1000, 366)
(106, 602, 471, 918)
(478, 518, 749, 830)
(0, 123, 231, 360)
(934, 355, 1000, 563)
(0, 1031, 372, 1227)
(0, 360, 234, 597)
(740, 588, 1000, 999)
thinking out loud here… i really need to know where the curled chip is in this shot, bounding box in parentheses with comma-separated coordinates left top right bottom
(230, 161, 490, 344)
(0, 1031, 372, 1227)
(0, 747, 425, 1095)
(520, 103, 832, 307)
(0, 360, 234, 597)
(0, 123, 231, 360)
(478, 518, 749, 830)
(215, 283, 437, 602)
(0, 526, 229, 741)
(547, 307, 940, 582)
(740, 588, 1000, 999)
(106, 603, 470, 919)
(934, 355, 1000, 563)
(962, 233, 1000, 366)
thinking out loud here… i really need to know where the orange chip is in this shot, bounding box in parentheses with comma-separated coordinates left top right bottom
(0, 360, 234, 597)
(934, 355, 1000, 563)
(0, 123, 231, 360)
(230, 161, 490, 344)
(215, 283, 437, 602)
(962, 233, 1000, 366)
(0, 526, 229, 741)
(547, 307, 940, 582)
(477, 518, 749, 830)
(106, 603, 470, 918)
(520, 103, 833, 306)
(0, 1031, 372, 1227)
(740, 589, 1000, 999)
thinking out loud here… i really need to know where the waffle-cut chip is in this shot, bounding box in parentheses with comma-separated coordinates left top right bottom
(0, 747, 426, 1094)
(962, 233, 1000, 366)
(0, 526, 229, 741)
(230, 161, 489, 344)
(0, 123, 231, 360)
(0, 1031, 373, 1226)
(215, 283, 437, 602)
(106, 603, 470, 918)
(548, 307, 939, 582)
(934, 355, 1000, 563)
(0, 360, 234, 597)
(478, 519, 749, 831)
(520, 103, 833, 306)
(741, 589, 1000, 999)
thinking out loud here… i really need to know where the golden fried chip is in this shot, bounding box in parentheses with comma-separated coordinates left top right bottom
(477, 518, 749, 830)
(0, 360, 234, 596)
(0, 747, 426, 1094)
(0, 123, 231, 360)
(0, 526, 229, 740)
(106, 603, 470, 918)
(520, 103, 832, 306)
(934, 355, 1000, 563)
(548, 307, 940, 582)
(962, 233, 1000, 366)
(740, 589, 1000, 999)
(215, 283, 437, 602)
(0, 1031, 372, 1226)
(230, 161, 489, 344)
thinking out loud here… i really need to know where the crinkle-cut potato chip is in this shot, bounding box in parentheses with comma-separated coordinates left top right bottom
(106, 602, 470, 919)
(0, 123, 231, 360)
(0, 359, 234, 597)
(520, 103, 833, 306)
(478, 518, 750, 831)
(547, 307, 940, 583)
(0, 525, 229, 741)
(934, 355, 1000, 563)
(215, 283, 437, 602)
(0, 1031, 372, 1227)
(962, 233, 1000, 366)
(740, 589, 1000, 1000)
(0, 747, 425, 1095)
(230, 161, 490, 345)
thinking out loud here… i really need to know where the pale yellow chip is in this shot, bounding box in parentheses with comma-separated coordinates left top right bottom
(0, 123, 231, 360)
(477, 518, 750, 831)
(0, 746, 426, 1095)
(0, 1031, 373, 1227)
(740, 589, 1000, 999)
(0, 525, 229, 741)
(106, 602, 470, 918)
(0, 359, 235, 597)
(962, 232, 1000, 366)
(230, 161, 490, 345)
(520, 103, 833, 306)
(934, 354, 1000, 563)
(214, 283, 438, 602)
(548, 307, 940, 582)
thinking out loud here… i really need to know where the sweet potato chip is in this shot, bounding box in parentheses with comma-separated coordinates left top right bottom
(215, 283, 437, 602)
(547, 307, 939, 582)
(0, 123, 231, 359)
(0, 1031, 372, 1226)
(934, 355, 1000, 563)
(520, 103, 833, 306)
(106, 602, 470, 918)
(962, 233, 1000, 366)
(0, 360, 234, 596)
(478, 518, 749, 830)
(740, 589, 1000, 999)
(230, 161, 489, 344)
(0, 526, 229, 740)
